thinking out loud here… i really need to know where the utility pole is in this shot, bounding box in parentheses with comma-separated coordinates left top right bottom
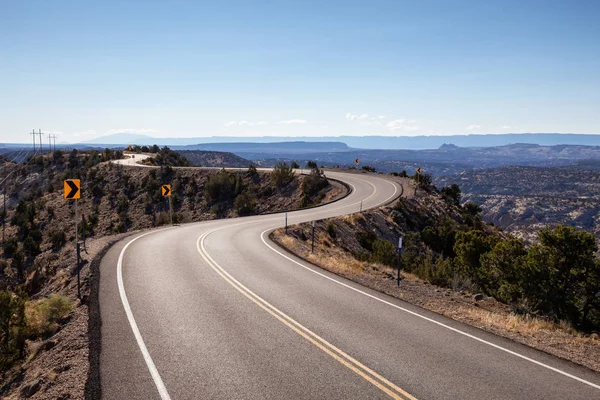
(38, 129, 44, 156)
(52, 135, 58, 152)
(31, 129, 36, 153)
(48, 133, 52, 153)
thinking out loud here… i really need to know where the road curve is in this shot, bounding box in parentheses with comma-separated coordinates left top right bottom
(98, 169, 600, 400)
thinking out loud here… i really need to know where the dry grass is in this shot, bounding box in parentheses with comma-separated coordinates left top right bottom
(25, 294, 74, 338)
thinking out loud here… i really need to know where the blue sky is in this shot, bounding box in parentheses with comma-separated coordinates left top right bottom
(1, 0, 599, 143)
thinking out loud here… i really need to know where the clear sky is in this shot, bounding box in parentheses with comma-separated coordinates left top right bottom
(1, 0, 599, 143)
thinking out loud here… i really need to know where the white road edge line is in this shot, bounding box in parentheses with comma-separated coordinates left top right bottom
(117, 229, 174, 400)
(260, 229, 600, 390)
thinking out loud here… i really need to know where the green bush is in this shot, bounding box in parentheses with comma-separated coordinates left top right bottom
(357, 230, 378, 252)
(247, 164, 258, 177)
(0, 290, 26, 369)
(453, 230, 497, 288)
(271, 163, 295, 188)
(302, 168, 329, 197)
(50, 230, 67, 251)
(326, 222, 336, 238)
(372, 239, 396, 266)
(479, 238, 527, 303)
(522, 225, 600, 328)
(205, 170, 235, 203)
(3, 237, 18, 258)
(234, 190, 257, 216)
(441, 184, 461, 206)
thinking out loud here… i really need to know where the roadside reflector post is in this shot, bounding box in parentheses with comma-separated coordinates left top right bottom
(311, 220, 316, 253)
(285, 212, 288, 234)
(169, 196, 173, 225)
(360, 200, 363, 212)
(397, 236, 403, 287)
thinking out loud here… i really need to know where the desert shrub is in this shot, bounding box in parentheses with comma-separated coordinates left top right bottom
(326, 222, 336, 238)
(420, 217, 458, 258)
(463, 202, 482, 216)
(416, 172, 432, 187)
(362, 165, 376, 172)
(234, 190, 257, 216)
(453, 230, 497, 289)
(441, 184, 461, 206)
(522, 225, 600, 328)
(271, 163, 295, 188)
(247, 164, 258, 177)
(25, 294, 73, 338)
(413, 252, 453, 287)
(479, 238, 527, 303)
(116, 194, 129, 213)
(302, 168, 328, 197)
(357, 230, 378, 252)
(0, 290, 26, 369)
(3, 237, 19, 258)
(205, 170, 235, 203)
(306, 161, 317, 169)
(372, 239, 396, 266)
(291, 161, 300, 169)
(49, 230, 67, 251)
(23, 230, 42, 258)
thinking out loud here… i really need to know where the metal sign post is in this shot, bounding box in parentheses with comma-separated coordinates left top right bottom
(162, 185, 172, 225)
(64, 179, 81, 298)
(397, 236, 403, 287)
(311, 220, 316, 253)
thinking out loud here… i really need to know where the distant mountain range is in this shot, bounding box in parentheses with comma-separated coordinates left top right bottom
(80, 133, 600, 150)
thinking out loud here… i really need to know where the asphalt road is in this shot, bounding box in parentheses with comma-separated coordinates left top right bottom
(99, 169, 600, 400)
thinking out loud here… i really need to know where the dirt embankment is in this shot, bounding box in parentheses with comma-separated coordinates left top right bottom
(271, 204, 600, 374)
(0, 164, 347, 399)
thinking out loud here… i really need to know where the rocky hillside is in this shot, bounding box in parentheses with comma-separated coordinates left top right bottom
(0, 153, 345, 398)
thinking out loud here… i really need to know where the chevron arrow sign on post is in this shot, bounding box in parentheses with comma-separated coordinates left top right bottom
(64, 179, 81, 199)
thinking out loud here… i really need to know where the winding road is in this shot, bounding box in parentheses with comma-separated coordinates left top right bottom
(98, 166, 600, 399)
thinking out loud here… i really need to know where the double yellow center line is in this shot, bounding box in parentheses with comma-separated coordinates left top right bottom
(197, 230, 417, 400)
